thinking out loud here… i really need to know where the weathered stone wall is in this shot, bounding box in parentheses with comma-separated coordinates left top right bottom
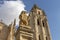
(0, 22, 9, 40)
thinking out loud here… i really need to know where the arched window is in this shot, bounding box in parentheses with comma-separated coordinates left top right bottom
(43, 22, 45, 27)
(46, 37, 48, 40)
(42, 21, 45, 27)
(37, 19, 40, 25)
(38, 11, 40, 15)
(39, 35, 41, 40)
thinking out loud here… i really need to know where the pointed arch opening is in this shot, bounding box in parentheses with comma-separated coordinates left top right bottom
(37, 19, 40, 25)
(46, 36, 48, 40)
(39, 35, 41, 40)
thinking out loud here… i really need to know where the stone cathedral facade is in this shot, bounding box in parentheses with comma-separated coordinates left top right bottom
(0, 4, 51, 40)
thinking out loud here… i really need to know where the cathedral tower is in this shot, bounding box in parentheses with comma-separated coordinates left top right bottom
(16, 4, 51, 40)
(29, 4, 51, 40)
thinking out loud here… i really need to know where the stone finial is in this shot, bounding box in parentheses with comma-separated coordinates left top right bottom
(13, 19, 16, 26)
(31, 4, 41, 11)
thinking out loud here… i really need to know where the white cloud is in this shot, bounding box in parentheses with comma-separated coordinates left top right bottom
(0, 1, 25, 25)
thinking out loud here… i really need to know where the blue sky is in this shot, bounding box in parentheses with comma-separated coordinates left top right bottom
(0, 0, 60, 40)
(22, 0, 60, 40)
